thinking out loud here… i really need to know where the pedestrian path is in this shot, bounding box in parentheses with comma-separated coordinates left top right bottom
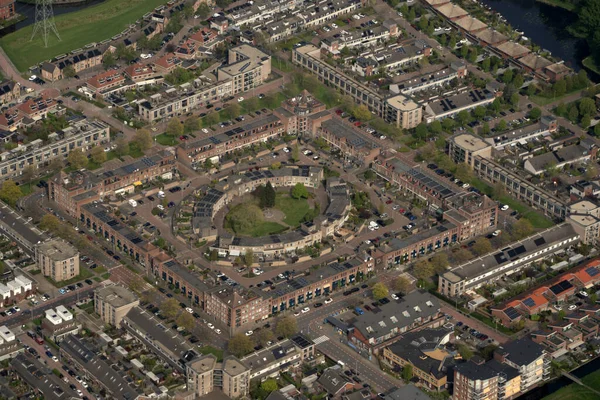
(313, 335, 330, 345)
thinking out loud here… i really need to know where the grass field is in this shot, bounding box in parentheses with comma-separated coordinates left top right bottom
(243, 221, 287, 237)
(0, 0, 168, 71)
(276, 194, 311, 227)
(498, 195, 554, 229)
(544, 369, 600, 400)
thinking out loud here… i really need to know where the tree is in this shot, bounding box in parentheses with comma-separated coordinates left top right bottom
(510, 93, 520, 107)
(512, 74, 524, 89)
(481, 57, 490, 72)
(496, 119, 508, 131)
(67, 150, 87, 169)
(529, 107, 542, 120)
(579, 98, 596, 117)
(456, 110, 471, 126)
(160, 298, 180, 319)
(114, 137, 130, 157)
(128, 276, 145, 294)
(291, 183, 309, 199)
(372, 282, 389, 300)
(364, 170, 376, 181)
(39, 214, 60, 232)
(21, 165, 36, 182)
(393, 276, 411, 294)
(228, 333, 255, 357)
(225, 103, 241, 120)
(458, 344, 473, 360)
(568, 105, 580, 122)
(442, 118, 455, 131)
(581, 114, 592, 129)
(182, 3, 194, 19)
(255, 329, 275, 346)
(401, 364, 413, 382)
(184, 117, 201, 133)
(415, 122, 428, 140)
(413, 259, 434, 282)
(512, 218, 533, 239)
(264, 182, 276, 208)
(167, 117, 184, 137)
(90, 146, 107, 164)
(473, 106, 486, 120)
(103, 52, 116, 69)
(63, 66, 76, 78)
(585, 164, 598, 180)
(49, 157, 64, 172)
(261, 379, 278, 394)
(502, 69, 514, 84)
(472, 237, 492, 256)
(275, 315, 297, 338)
(594, 122, 600, 137)
(204, 112, 220, 127)
(430, 253, 448, 273)
(176, 312, 195, 331)
(291, 143, 300, 163)
(554, 79, 567, 96)
(133, 129, 153, 151)
(453, 248, 473, 264)
(482, 121, 491, 135)
(196, 3, 211, 18)
(352, 105, 372, 121)
(243, 249, 254, 266)
(454, 163, 473, 182)
(430, 120, 442, 134)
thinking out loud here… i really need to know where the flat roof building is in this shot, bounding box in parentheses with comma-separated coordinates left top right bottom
(94, 285, 139, 327)
(35, 239, 79, 282)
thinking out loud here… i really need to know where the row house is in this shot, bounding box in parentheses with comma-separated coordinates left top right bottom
(0, 118, 108, 181)
(79, 203, 160, 267)
(0, 275, 33, 308)
(176, 113, 286, 167)
(0, 94, 62, 131)
(124, 63, 157, 83)
(491, 257, 600, 327)
(473, 156, 567, 219)
(0, 80, 20, 106)
(86, 70, 127, 97)
(41, 48, 103, 81)
(137, 79, 233, 122)
(316, 119, 381, 165)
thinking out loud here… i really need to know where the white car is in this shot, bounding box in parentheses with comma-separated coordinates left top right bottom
(553, 304, 562, 311)
(13, 306, 20, 312)
(215, 329, 221, 334)
(283, 147, 290, 153)
(202, 128, 209, 133)
(140, 53, 151, 59)
(81, 382, 88, 389)
(29, 75, 37, 81)
(207, 323, 214, 329)
(568, 305, 577, 311)
(391, 294, 399, 300)
(324, 298, 333, 304)
(237, 97, 244, 102)
(579, 291, 589, 297)
(157, 204, 165, 211)
(331, 23, 338, 29)
(245, 330, 253, 336)
(462, 183, 470, 189)
(493, 230, 502, 236)
(500, 204, 509, 211)
(52, 355, 59, 362)
(301, 307, 310, 313)
(186, 307, 194, 314)
(434, 27, 442, 32)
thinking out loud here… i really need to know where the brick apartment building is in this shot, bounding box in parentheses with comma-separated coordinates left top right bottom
(0, 0, 15, 20)
(86, 70, 126, 96)
(273, 90, 330, 136)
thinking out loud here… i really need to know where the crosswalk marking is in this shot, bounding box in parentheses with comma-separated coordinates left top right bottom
(313, 335, 330, 345)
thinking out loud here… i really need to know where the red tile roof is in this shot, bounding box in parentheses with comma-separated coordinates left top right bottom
(87, 70, 125, 90)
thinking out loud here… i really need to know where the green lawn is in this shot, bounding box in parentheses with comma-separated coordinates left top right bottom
(49, 267, 93, 288)
(498, 195, 554, 229)
(244, 221, 287, 237)
(0, 0, 169, 71)
(276, 194, 311, 227)
(198, 346, 224, 362)
(155, 133, 179, 146)
(544, 368, 600, 400)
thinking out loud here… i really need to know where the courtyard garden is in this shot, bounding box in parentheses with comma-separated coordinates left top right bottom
(224, 183, 316, 237)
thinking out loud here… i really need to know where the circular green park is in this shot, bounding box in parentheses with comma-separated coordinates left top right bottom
(224, 183, 319, 237)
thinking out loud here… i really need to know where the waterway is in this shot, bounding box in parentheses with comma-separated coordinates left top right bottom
(519, 355, 600, 400)
(479, 0, 587, 71)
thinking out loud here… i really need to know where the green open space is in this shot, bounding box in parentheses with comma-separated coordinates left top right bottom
(469, 178, 553, 229)
(583, 56, 600, 75)
(49, 266, 93, 288)
(155, 133, 180, 146)
(198, 346, 224, 362)
(544, 368, 600, 400)
(275, 194, 311, 227)
(0, 0, 169, 71)
(225, 193, 313, 237)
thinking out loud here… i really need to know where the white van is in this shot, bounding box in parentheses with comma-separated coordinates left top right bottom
(128, 199, 137, 207)
(158, 190, 165, 198)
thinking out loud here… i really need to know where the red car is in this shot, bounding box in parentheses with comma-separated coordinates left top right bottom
(354, 121, 361, 127)
(399, 208, 406, 214)
(335, 109, 343, 115)
(386, 200, 393, 204)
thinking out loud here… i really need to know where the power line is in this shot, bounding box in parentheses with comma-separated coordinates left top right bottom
(31, 0, 60, 48)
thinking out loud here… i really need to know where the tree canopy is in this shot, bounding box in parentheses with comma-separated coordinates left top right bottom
(291, 183, 309, 199)
(228, 334, 255, 358)
(372, 282, 389, 300)
(275, 315, 297, 338)
(67, 150, 87, 169)
(0, 180, 23, 206)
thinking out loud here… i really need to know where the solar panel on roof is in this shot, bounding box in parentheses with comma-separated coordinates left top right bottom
(108, 220, 119, 226)
(586, 266, 600, 277)
(522, 297, 535, 307)
(514, 245, 526, 255)
(507, 249, 517, 259)
(504, 307, 520, 320)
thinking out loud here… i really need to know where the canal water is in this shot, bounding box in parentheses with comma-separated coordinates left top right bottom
(519, 355, 600, 400)
(478, 0, 587, 71)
